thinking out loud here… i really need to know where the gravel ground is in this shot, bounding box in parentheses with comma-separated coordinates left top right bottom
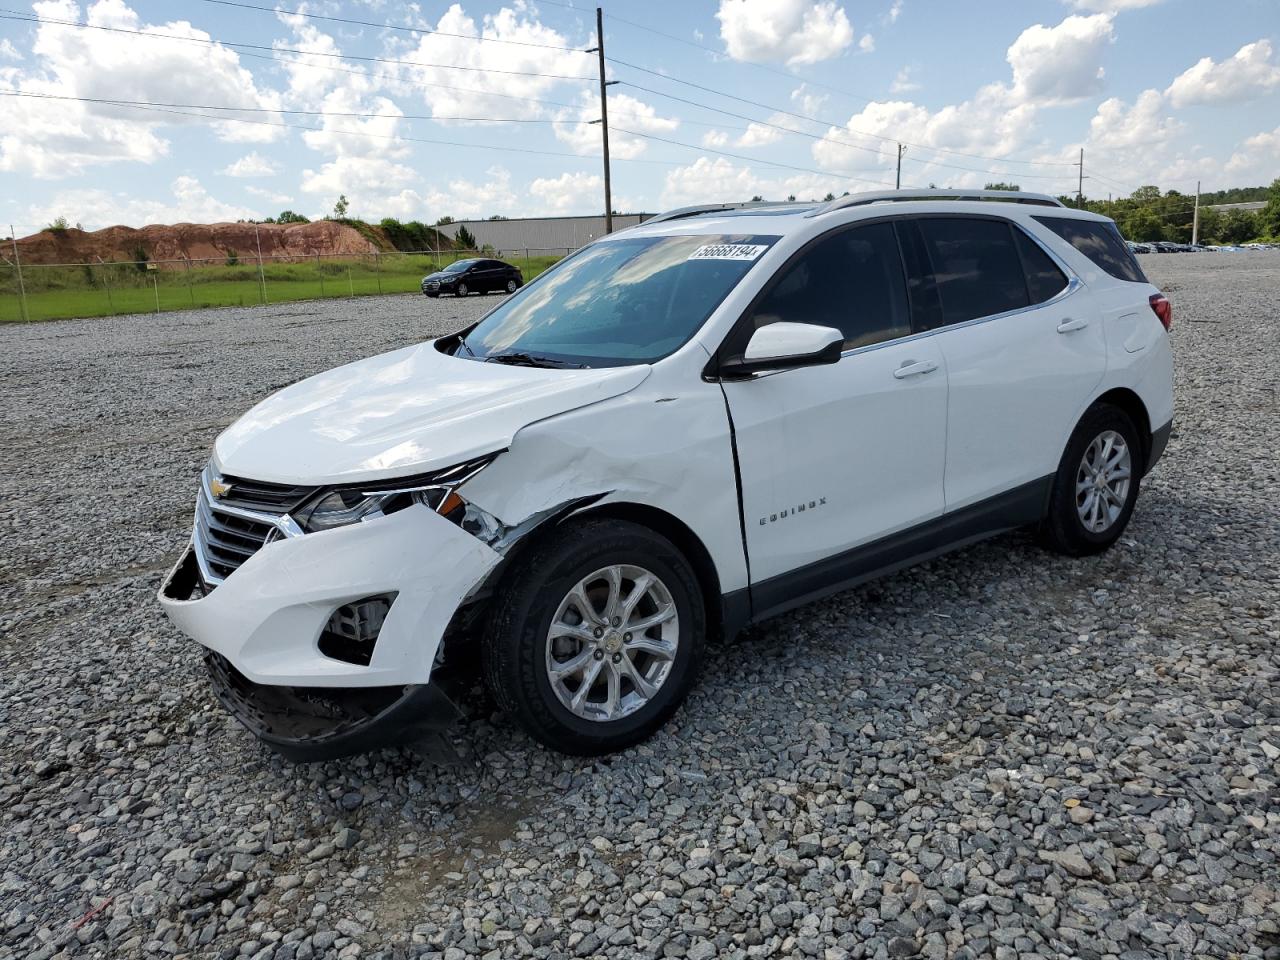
(1, 257, 1277, 960)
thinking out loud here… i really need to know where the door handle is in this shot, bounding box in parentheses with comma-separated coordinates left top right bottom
(893, 360, 938, 379)
(1056, 317, 1089, 333)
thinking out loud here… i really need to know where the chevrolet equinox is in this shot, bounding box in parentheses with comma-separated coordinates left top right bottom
(159, 190, 1175, 759)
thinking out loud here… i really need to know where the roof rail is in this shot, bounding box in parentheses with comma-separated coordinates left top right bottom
(642, 200, 806, 226)
(806, 188, 1065, 217)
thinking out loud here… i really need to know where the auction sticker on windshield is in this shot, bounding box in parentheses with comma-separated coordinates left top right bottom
(687, 243, 769, 261)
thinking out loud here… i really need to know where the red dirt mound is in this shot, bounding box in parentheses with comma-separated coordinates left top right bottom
(14, 220, 386, 268)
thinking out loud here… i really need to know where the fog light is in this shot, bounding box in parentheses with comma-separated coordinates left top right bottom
(318, 594, 396, 666)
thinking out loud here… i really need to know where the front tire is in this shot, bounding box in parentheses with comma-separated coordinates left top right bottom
(456, 282, 469, 297)
(482, 520, 706, 755)
(1040, 403, 1142, 556)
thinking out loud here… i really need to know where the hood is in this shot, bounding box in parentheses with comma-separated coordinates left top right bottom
(214, 342, 650, 486)
(424, 270, 460, 282)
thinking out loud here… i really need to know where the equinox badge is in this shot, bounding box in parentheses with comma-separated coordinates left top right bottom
(760, 497, 827, 525)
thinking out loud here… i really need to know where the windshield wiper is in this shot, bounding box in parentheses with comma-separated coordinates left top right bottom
(485, 351, 587, 369)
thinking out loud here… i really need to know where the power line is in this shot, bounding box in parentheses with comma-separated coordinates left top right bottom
(0, 11, 597, 81)
(0, 90, 682, 165)
(193, 0, 591, 54)
(618, 79, 1083, 182)
(1, 89, 578, 125)
(605, 55, 1079, 169)
(603, 11, 880, 109)
(613, 126, 894, 188)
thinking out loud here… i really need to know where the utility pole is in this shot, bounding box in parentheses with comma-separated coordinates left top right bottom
(896, 143, 905, 190)
(587, 7, 617, 234)
(1076, 148, 1084, 208)
(1192, 180, 1201, 246)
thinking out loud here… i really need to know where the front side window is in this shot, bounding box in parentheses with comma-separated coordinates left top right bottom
(1032, 215, 1147, 283)
(743, 221, 911, 350)
(444, 260, 475, 273)
(916, 217, 1030, 327)
(460, 234, 778, 367)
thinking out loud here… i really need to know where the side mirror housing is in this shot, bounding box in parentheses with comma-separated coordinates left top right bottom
(716, 322, 844, 378)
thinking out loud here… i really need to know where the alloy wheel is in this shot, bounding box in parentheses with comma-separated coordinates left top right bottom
(545, 564, 679, 722)
(1075, 429, 1132, 533)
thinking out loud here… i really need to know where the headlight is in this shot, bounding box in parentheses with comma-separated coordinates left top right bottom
(294, 456, 493, 533)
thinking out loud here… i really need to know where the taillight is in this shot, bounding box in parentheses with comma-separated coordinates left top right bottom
(1149, 293, 1172, 331)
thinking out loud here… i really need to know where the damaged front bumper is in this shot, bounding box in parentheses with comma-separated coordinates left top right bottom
(158, 504, 503, 760)
(204, 651, 462, 761)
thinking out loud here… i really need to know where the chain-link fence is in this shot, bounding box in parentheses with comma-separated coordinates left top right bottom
(0, 247, 572, 323)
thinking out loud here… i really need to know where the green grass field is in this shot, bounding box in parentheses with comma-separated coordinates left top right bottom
(0, 253, 564, 323)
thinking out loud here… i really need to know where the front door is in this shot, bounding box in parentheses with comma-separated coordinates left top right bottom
(717, 221, 948, 607)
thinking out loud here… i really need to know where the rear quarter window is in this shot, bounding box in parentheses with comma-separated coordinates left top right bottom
(1032, 216, 1147, 283)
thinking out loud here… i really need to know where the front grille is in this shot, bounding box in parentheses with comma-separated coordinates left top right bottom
(192, 469, 314, 586)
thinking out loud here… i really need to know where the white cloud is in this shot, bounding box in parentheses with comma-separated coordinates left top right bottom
(0, 0, 284, 177)
(658, 156, 852, 208)
(554, 90, 679, 159)
(1006, 13, 1115, 103)
(1225, 125, 1280, 182)
(1087, 88, 1183, 150)
(660, 157, 769, 207)
(273, 13, 405, 162)
(716, 0, 855, 66)
(0, 38, 22, 60)
(890, 67, 920, 93)
(399, 5, 589, 121)
(221, 152, 278, 178)
(812, 86, 1038, 188)
(859, 34, 876, 53)
(528, 171, 602, 215)
(24, 175, 257, 228)
(701, 129, 731, 148)
(886, 0, 903, 23)
(790, 84, 829, 117)
(736, 118, 785, 148)
(1166, 40, 1280, 108)
(246, 185, 293, 205)
(1065, 0, 1161, 10)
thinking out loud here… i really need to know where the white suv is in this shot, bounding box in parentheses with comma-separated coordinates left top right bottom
(158, 190, 1174, 759)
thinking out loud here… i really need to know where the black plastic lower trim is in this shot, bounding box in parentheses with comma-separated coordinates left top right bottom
(205, 653, 461, 762)
(1147, 420, 1172, 475)
(748, 476, 1052, 624)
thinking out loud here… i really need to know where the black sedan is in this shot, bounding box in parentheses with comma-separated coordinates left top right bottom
(421, 258, 523, 297)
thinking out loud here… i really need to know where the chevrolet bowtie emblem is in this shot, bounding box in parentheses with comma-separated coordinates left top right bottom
(209, 475, 232, 498)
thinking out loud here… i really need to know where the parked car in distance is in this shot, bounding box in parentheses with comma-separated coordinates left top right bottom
(1128, 241, 1153, 254)
(159, 189, 1174, 761)
(422, 258, 523, 297)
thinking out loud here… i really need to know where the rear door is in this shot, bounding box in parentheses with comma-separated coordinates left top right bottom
(900, 215, 1106, 511)
(718, 220, 948, 597)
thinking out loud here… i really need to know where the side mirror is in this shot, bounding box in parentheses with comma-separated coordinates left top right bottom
(717, 322, 844, 378)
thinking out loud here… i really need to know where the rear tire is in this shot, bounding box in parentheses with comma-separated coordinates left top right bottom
(506, 279, 518, 293)
(482, 519, 706, 755)
(1040, 403, 1142, 556)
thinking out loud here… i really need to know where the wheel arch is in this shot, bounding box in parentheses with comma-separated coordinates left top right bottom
(1090, 387, 1152, 471)
(564, 501, 729, 643)
(437, 499, 735, 679)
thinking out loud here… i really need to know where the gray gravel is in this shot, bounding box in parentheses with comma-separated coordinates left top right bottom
(2, 257, 1278, 960)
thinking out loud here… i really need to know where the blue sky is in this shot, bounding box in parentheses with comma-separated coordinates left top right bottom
(1, 0, 1277, 234)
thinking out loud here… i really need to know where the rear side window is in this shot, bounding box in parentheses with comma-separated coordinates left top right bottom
(916, 218, 1029, 327)
(1032, 216, 1147, 283)
(745, 221, 911, 350)
(1012, 228, 1069, 303)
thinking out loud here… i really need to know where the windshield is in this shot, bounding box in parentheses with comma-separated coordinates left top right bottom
(459, 234, 778, 367)
(443, 260, 475, 273)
